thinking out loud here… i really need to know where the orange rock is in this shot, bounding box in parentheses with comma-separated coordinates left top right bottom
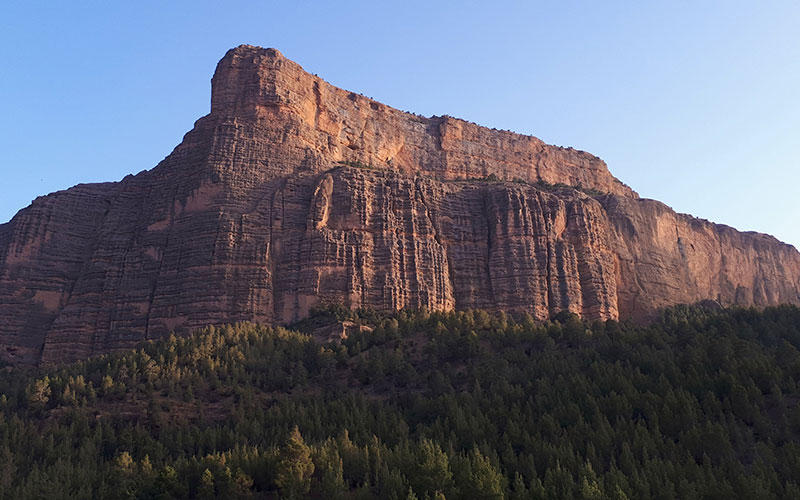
(0, 45, 797, 364)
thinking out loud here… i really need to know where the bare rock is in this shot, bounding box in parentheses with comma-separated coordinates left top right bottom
(1, 45, 798, 364)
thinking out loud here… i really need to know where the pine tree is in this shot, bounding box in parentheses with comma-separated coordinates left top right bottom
(509, 473, 528, 500)
(0, 445, 16, 497)
(27, 377, 51, 410)
(315, 440, 346, 499)
(276, 426, 315, 499)
(232, 468, 254, 499)
(412, 439, 452, 497)
(198, 468, 215, 500)
(579, 462, 604, 500)
(467, 447, 504, 499)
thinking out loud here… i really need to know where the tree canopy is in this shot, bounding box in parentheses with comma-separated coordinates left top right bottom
(1, 304, 800, 498)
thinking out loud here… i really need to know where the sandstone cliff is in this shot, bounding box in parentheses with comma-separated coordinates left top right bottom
(1, 45, 798, 364)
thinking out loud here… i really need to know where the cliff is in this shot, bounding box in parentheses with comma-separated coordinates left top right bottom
(1, 45, 798, 364)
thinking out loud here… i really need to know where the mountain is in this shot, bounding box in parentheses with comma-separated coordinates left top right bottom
(1, 45, 799, 364)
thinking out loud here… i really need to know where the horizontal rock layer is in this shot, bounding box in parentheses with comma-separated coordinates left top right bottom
(1, 45, 798, 364)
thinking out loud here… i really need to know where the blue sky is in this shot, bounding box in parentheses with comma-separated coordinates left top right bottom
(2, 1, 798, 248)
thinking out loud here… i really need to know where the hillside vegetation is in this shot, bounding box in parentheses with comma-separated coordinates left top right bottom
(2, 305, 800, 499)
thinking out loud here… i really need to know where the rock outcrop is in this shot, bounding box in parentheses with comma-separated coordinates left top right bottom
(1, 45, 798, 364)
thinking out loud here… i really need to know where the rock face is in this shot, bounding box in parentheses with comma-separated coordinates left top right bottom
(1, 45, 799, 364)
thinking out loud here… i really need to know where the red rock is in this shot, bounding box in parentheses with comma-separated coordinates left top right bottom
(1, 45, 798, 364)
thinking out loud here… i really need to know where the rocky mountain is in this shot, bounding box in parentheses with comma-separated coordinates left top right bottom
(2, 45, 799, 364)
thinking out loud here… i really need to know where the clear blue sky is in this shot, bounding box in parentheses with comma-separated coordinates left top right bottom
(2, 1, 798, 248)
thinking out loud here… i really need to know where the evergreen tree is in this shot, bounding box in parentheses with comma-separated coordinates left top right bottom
(198, 468, 215, 500)
(1, 306, 800, 498)
(467, 447, 504, 499)
(27, 377, 51, 410)
(315, 440, 346, 499)
(276, 426, 315, 499)
(412, 439, 452, 497)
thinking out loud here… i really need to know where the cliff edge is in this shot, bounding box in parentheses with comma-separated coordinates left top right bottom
(1, 45, 797, 364)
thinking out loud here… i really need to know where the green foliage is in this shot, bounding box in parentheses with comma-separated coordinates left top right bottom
(276, 427, 315, 499)
(198, 469, 215, 500)
(462, 447, 504, 499)
(26, 376, 51, 410)
(412, 439, 452, 496)
(314, 438, 346, 499)
(1, 305, 800, 498)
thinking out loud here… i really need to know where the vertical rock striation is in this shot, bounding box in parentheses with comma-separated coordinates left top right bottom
(1, 45, 798, 364)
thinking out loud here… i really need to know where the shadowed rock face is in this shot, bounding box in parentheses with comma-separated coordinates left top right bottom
(1, 45, 799, 364)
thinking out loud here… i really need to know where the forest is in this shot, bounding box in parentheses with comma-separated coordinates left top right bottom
(1, 303, 800, 499)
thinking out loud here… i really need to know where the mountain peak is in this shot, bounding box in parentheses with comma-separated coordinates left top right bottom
(228, 44, 284, 58)
(207, 46, 635, 197)
(210, 45, 292, 116)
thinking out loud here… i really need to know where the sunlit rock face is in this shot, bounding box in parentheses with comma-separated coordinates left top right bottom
(1, 45, 798, 364)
